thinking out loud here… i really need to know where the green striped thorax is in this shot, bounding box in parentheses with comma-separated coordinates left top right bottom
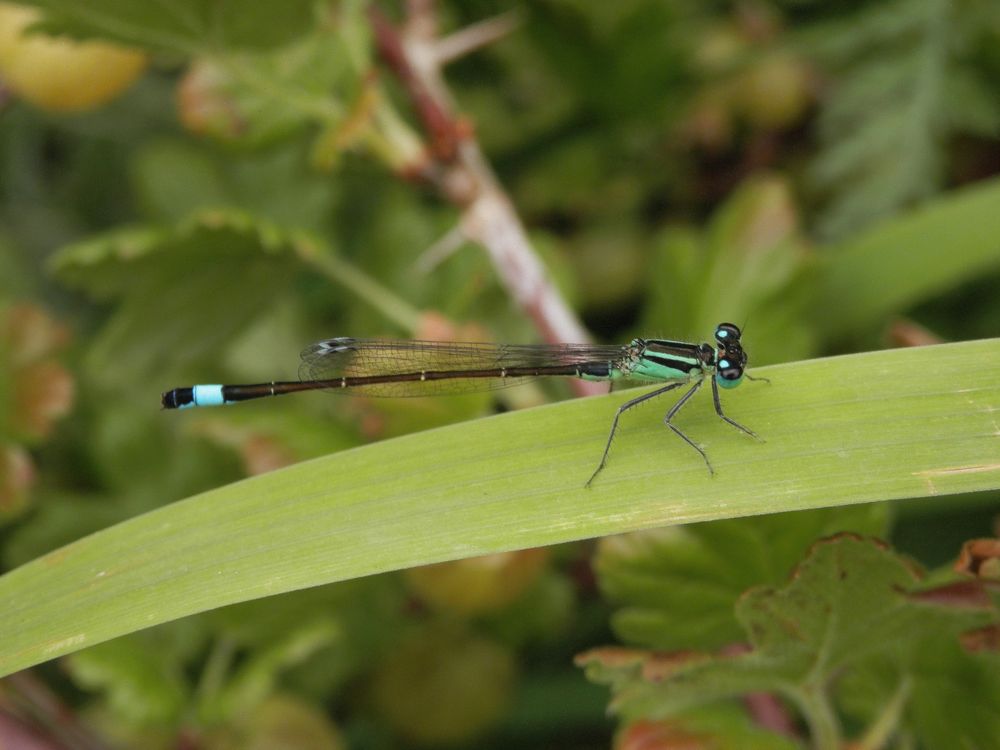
(621, 322, 749, 389)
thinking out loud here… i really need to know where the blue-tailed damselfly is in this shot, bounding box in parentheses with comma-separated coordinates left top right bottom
(162, 322, 766, 485)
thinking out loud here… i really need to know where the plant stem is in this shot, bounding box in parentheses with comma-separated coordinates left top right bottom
(368, 4, 604, 396)
(303, 248, 422, 334)
(857, 676, 910, 750)
(797, 684, 841, 750)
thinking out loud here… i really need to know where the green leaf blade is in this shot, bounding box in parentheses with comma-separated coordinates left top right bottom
(818, 177, 1000, 338)
(1, 339, 999, 677)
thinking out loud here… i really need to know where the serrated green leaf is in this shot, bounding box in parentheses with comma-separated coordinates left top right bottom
(174, 11, 372, 150)
(50, 210, 312, 294)
(17, 0, 318, 54)
(596, 505, 889, 652)
(736, 538, 961, 678)
(579, 536, 997, 747)
(0, 339, 998, 677)
(86, 255, 293, 382)
(49, 210, 316, 380)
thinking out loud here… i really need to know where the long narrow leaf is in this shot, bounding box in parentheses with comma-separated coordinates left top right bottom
(819, 177, 1000, 337)
(2, 339, 998, 676)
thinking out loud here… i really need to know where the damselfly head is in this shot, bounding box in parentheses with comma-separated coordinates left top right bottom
(714, 322, 747, 389)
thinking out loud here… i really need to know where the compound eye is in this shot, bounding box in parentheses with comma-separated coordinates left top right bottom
(715, 357, 744, 389)
(715, 322, 742, 344)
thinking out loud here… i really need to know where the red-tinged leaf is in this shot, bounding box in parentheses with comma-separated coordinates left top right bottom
(614, 710, 801, 750)
(906, 580, 993, 608)
(955, 538, 1000, 580)
(580, 536, 1000, 746)
(616, 719, 709, 750)
(959, 623, 1000, 654)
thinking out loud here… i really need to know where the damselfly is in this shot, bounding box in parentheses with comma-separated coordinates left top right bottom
(162, 322, 766, 485)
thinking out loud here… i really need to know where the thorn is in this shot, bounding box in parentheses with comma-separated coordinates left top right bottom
(434, 12, 521, 65)
(413, 224, 468, 273)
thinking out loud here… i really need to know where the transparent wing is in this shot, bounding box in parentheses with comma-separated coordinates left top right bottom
(298, 338, 627, 397)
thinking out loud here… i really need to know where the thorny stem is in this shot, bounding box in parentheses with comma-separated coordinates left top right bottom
(435, 12, 521, 66)
(368, 4, 603, 397)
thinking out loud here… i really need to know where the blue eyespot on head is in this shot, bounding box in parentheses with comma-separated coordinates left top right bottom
(715, 357, 745, 388)
(715, 322, 742, 344)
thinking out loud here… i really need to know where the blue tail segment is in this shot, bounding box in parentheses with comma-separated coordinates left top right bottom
(161, 384, 226, 409)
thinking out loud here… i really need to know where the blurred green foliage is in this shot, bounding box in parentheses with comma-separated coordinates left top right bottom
(0, 0, 998, 748)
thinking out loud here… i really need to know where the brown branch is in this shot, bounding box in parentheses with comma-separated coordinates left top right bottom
(369, 7, 460, 162)
(368, 4, 602, 396)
